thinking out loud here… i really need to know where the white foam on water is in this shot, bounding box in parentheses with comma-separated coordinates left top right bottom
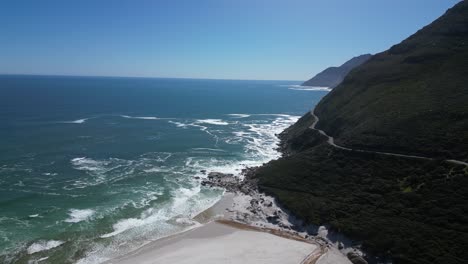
(130, 189, 164, 209)
(286, 84, 331, 91)
(254, 113, 297, 117)
(191, 148, 226, 152)
(77, 211, 205, 264)
(171, 186, 201, 210)
(65, 209, 95, 223)
(175, 217, 198, 226)
(62, 118, 89, 124)
(227, 114, 251, 118)
(168, 120, 189, 128)
(184, 157, 247, 179)
(100, 185, 205, 239)
(41, 172, 58, 176)
(140, 152, 173, 162)
(195, 119, 229, 125)
(233, 131, 248, 137)
(189, 123, 220, 145)
(100, 218, 152, 238)
(71, 157, 105, 172)
(180, 114, 300, 180)
(232, 114, 299, 162)
(27, 240, 64, 254)
(170, 120, 223, 145)
(37, 256, 49, 262)
(67, 153, 174, 190)
(68, 157, 136, 189)
(120, 115, 161, 120)
(14, 180, 25, 187)
(142, 167, 169, 173)
(71, 114, 300, 263)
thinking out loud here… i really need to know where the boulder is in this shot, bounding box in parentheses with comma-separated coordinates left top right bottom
(338, 242, 344, 250)
(347, 252, 368, 264)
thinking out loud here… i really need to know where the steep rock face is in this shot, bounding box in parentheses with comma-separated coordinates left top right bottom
(314, 1, 468, 161)
(302, 54, 371, 88)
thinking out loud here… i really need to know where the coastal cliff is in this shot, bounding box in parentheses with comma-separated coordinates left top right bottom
(255, 1, 468, 263)
(301, 54, 371, 88)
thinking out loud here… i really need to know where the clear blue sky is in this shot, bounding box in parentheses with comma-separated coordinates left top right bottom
(0, 0, 460, 80)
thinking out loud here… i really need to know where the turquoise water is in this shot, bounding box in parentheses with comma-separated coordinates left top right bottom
(0, 75, 327, 263)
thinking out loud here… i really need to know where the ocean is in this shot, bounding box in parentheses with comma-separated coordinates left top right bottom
(0, 75, 328, 263)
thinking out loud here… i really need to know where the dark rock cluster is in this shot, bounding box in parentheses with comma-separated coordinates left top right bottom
(200, 167, 259, 195)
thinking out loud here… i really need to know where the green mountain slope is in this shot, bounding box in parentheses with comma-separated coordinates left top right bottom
(254, 2, 468, 264)
(302, 54, 371, 88)
(315, 2, 468, 161)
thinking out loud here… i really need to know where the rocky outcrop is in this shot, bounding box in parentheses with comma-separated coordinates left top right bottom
(347, 252, 368, 264)
(201, 169, 258, 194)
(200, 168, 304, 231)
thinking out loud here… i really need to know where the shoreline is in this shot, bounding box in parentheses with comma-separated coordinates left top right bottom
(106, 220, 323, 264)
(105, 170, 358, 264)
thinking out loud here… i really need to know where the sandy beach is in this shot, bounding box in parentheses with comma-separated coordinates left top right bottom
(104, 185, 354, 264)
(107, 221, 319, 264)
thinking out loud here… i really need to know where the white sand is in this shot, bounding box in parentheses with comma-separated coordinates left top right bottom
(106, 193, 353, 264)
(107, 222, 317, 264)
(316, 247, 353, 264)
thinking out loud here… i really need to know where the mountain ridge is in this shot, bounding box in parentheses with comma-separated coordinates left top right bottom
(301, 54, 372, 88)
(314, 0, 468, 162)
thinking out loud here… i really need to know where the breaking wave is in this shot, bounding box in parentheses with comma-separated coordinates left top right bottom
(286, 85, 331, 91)
(227, 114, 251, 118)
(61, 118, 89, 124)
(65, 209, 95, 223)
(120, 115, 161, 120)
(19, 114, 300, 264)
(195, 119, 229, 125)
(27, 240, 65, 254)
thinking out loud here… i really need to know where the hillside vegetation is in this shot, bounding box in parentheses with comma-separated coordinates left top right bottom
(257, 143, 468, 264)
(255, 2, 468, 263)
(315, 2, 468, 161)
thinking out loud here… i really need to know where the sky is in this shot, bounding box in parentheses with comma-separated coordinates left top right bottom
(0, 0, 461, 80)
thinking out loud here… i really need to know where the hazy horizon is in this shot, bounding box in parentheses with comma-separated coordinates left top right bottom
(0, 0, 460, 80)
(0, 73, 304, 82)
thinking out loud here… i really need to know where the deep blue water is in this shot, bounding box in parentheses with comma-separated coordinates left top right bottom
(0, 75, 327, 263)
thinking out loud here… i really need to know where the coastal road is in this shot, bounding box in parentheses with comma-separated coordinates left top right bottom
(309, 110, 468, 167)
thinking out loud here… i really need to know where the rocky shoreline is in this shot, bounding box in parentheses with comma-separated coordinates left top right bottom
(200, 168, 368, 264)
(201, 168, 296, 230)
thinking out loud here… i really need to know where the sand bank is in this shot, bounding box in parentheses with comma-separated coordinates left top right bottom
(107, 221, 319, 264)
